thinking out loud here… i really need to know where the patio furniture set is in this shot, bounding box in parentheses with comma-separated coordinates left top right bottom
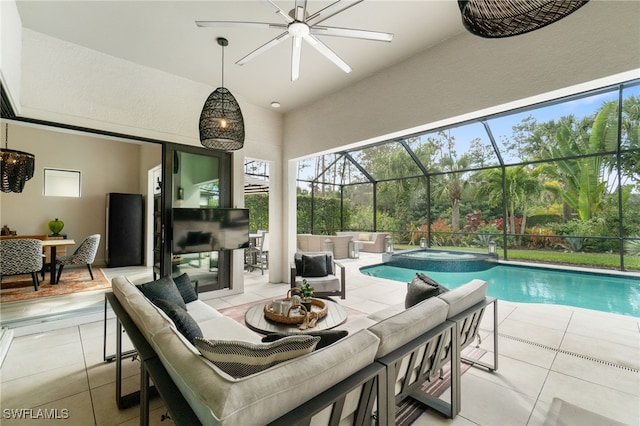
(106, 267, 497, 425)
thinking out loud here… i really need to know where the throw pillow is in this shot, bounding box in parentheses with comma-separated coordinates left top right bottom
(294, 257, 303, 275)
(174, 272, 198, 304)
(358, 233, 371, 242)
(261, 330, 348, 350)
(302, 254, 328, 277)
(194, 335, 320, 378)
(138, 276, 186, 310)
(153, 298, 203, 344)
(405, 274, 440, 308)
(417, 273, 449, 295)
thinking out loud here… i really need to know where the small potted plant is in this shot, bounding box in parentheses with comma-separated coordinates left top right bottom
(299, 279, 314, 311)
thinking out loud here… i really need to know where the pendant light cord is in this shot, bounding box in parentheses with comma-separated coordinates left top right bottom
(4, 123, 7, 149)
(221, 42, 225, 89)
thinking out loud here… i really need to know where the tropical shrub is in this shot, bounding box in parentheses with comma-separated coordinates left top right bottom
(624, 238, 640, 256)
(430, 218, 453, 246)
(523, 226, 563, 249)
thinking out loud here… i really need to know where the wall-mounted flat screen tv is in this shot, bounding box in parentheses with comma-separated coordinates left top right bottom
(172, 208, 250, 254)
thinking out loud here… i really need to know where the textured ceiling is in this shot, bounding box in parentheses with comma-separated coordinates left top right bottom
(15, 1, 465, 112)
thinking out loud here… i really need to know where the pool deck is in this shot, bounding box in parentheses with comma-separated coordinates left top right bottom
(1, 253, 638, 425)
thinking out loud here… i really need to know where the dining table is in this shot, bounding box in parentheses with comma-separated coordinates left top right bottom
(41, 239, 76, 284)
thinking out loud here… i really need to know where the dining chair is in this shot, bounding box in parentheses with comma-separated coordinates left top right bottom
(0, 239, 44, 291)
(55, 234, 101, 282)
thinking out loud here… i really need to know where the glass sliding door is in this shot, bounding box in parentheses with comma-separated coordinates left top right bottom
(159, 143, 232, 292)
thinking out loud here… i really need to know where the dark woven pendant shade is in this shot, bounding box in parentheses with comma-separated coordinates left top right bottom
(0, 148, 36, 193)
(199, 86, 245, 151)
(458, 0, 589, 38)
(199, 37, 245, 151)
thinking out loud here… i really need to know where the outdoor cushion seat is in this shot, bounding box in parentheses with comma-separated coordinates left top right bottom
(290, 251, 346, 299)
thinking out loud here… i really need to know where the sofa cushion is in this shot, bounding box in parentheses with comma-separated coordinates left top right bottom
(405, 274, 440, 308)
(112, 276, 172, 342)
(357, 233, 371, 241)
(193, 335, 320, 378)
(261, 330, 348, 350)
(138, 275, 186, 310)
(153, 298, 203, 344)
(438, 279, 488, 319)
(198, 316, 263, 344)
(302, 254, 328, 277)
(367, 297, 449, 358)
(174, 272, 198, 304)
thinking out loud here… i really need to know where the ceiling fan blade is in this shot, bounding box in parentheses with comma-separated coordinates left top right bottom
(294, 0, 307, 21)
(305, 35, 351, 74)
(236, 32, 292, 66)
(195, 21, 287, 31)
(261, 0, 294, 23)
(307, 0, 364, 27)
(311, 26, 393, 42)
(291, 36, 303, 81)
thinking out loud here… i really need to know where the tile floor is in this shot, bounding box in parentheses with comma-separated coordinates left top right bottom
(0, 253, 638, 425)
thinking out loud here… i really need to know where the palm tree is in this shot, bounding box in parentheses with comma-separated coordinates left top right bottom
(477, 165, 542, 238)
(538, 103, 618, 220)
(431, 154, 472, 236)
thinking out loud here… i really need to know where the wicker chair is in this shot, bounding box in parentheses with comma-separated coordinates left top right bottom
(56, 234, 100, 282)
(0, 239, 44, 291)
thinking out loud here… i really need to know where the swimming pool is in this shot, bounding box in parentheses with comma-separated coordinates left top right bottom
(361, 263, 640, 317)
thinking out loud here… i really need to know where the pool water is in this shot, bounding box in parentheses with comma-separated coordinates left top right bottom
(361, 264, 640, 317)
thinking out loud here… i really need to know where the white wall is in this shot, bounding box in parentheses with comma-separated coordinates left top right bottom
(0, 121, 161, 265)
(283, 1, 640, 160)
(0, 0, 22, 115)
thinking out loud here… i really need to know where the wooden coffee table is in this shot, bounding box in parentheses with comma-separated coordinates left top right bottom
(244, 299, 348, 334)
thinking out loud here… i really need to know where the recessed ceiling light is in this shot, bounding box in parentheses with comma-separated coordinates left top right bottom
(270, 101, 281, 108)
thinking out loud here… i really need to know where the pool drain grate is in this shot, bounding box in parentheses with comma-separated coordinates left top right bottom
(497, 332, 638, 373)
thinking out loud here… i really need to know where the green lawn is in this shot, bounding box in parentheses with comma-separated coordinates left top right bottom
(394, 244, 640, 271)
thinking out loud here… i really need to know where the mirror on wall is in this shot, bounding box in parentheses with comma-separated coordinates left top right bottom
(43, 168, 81, 197)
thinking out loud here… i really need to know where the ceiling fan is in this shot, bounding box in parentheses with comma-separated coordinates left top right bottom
(196, 0, 393, 81)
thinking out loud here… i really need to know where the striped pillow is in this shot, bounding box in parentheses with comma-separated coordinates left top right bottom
(194, 335, 320, 378)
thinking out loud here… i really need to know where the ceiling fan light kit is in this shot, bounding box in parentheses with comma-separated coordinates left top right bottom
(196, 0, 393, 82)
(199, 37, 245, 151)
(458, 0, 589, 38)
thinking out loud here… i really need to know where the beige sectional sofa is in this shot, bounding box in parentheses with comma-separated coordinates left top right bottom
(110, 276, 381, 425)
(336, 231, 390, 253)
(108, 275, 496, 425)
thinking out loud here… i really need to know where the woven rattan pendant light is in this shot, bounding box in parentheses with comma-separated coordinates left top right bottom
(0, 123, 35, 193)
(199, 37, 245, 151)
(458, 0, 589, 38)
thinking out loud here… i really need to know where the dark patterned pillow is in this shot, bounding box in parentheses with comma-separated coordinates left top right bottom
(302, 254, 328, 277)
(153, 298, 203, 344)
(295, 257, 303, 275)
(261, 330, 348, 350)
(405, 274, 439, 308)
(139, 276, 186, 310)
(417, 273, 449, 295)
(194, 335, 320, 378)
(174, 272, 198, 304)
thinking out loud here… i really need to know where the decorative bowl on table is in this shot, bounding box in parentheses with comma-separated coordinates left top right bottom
(263, 298, 327, 325)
